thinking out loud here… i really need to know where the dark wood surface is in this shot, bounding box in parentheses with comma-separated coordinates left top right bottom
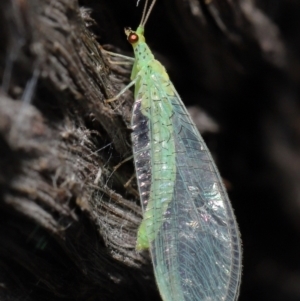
(1, 0, 300, 300)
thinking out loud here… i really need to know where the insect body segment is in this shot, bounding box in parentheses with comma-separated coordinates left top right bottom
(127, 27, 177, 250)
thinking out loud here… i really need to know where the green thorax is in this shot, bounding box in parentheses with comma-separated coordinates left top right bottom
(128, 26, 155, 79)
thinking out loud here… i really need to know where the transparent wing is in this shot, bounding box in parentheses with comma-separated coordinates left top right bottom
(132, 69, 242, 301)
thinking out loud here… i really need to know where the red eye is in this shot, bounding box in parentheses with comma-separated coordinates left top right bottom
(128, 33, 139, 44)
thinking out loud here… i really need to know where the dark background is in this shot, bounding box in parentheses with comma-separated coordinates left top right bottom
(1, 0, 300, 300)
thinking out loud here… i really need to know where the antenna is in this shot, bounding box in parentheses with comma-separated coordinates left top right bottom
(139, 0, 148, 26)
(140, 0, 157, 27)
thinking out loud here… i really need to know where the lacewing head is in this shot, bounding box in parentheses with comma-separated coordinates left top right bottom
(125, 26, 145, 45)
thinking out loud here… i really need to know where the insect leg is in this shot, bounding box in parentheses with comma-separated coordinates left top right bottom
(105, 77, 137, 103)
(113, 155, 133, 171)
(102, 50, 135, 62)
(124, 173, 136, 188)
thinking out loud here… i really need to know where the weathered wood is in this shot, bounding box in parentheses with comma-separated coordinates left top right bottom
(1, 0, 300, 301)
(0, 1, 156, 300)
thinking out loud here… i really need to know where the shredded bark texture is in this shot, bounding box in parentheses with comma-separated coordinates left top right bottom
(1, 0, 300, 301)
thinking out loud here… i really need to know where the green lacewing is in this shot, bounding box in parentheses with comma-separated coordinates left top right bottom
(108, 1, 242, 300)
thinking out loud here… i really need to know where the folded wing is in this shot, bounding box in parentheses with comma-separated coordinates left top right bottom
(132, 69, 242, 301)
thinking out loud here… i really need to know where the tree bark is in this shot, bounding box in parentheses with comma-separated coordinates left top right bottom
(1, 1, 300, 301)
(0, 1, 156, 300)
